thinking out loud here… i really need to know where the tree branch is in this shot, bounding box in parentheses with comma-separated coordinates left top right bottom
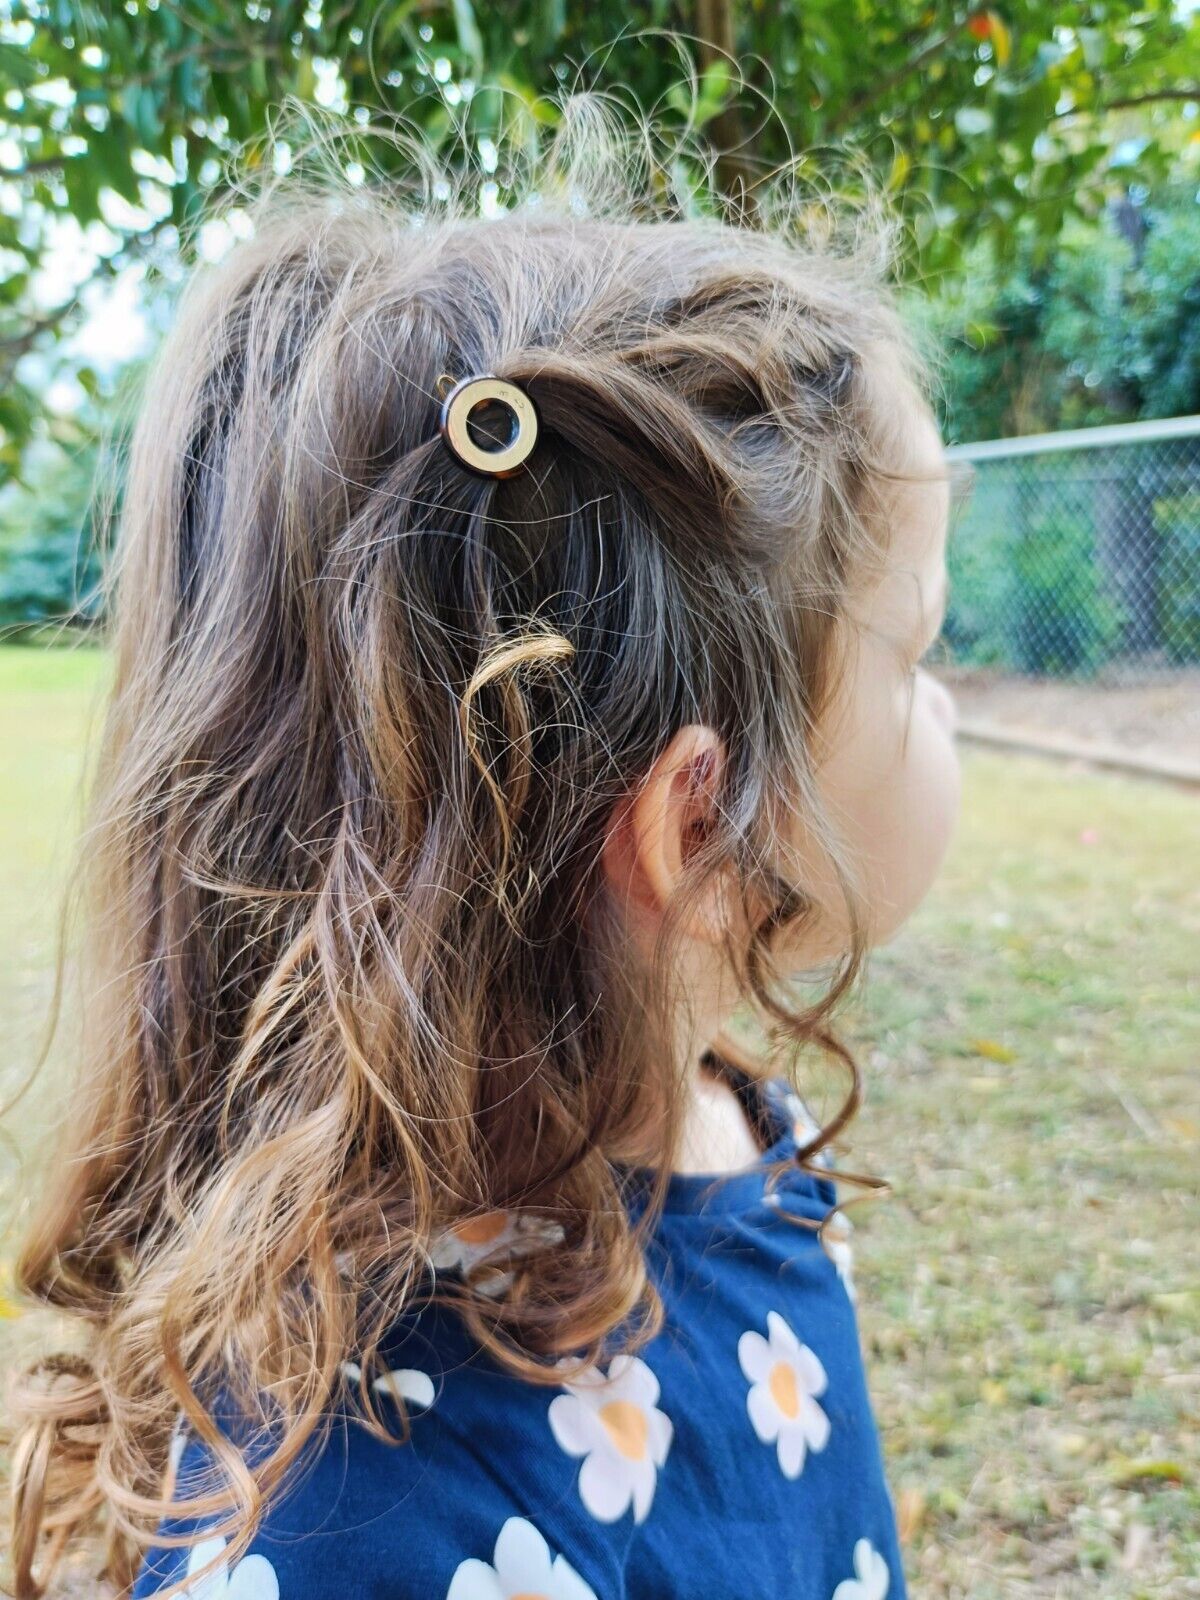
(0, 150, 92, 178)
(1087, 86, 1200, 114)
(0, 217, 174, 378)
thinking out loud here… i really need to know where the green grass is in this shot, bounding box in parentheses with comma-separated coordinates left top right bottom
(2, 642, 1197, 1597)
(851, 747, 1200, 1597)
(0, 642, 111, 1111)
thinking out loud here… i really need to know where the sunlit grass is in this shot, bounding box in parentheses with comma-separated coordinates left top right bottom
(852, 750, 1199, 1597)
(0, 642, 110, 1100)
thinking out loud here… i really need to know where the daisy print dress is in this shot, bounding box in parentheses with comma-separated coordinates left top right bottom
(135, 1076, 905, 1600)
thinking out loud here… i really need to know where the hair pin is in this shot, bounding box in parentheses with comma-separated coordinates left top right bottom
(439, 374, 539, 479)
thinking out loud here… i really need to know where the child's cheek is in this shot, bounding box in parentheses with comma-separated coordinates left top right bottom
(816, 657, 960, 950)
(774, 650, 961, 969)
(918, 666, 959, 739)
(891, 672, 960, 925)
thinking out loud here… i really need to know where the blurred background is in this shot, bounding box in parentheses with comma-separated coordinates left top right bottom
(1, 4, 1197, 1596)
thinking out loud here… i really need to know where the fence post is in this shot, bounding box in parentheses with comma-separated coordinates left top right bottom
(1093, 453, 1160, 656)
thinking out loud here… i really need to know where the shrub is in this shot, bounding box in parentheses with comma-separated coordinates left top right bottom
(1010, 508, 1121, 676)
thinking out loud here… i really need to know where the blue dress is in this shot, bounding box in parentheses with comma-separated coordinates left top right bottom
(135, 1076, 905, 1599)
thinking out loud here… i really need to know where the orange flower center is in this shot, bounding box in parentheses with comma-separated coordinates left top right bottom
(769, 1361, 800, 1419)
(454, 1212, 509, 1246)
(599, 1398, 649, 1460)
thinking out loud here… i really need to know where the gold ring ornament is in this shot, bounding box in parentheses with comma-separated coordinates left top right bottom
(438, 375, 539, 478)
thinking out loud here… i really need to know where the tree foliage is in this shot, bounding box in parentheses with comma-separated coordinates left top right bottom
(0, 430, 106, 629)
(933, 189, 1200, 443)
(1, 0, 1198, 480)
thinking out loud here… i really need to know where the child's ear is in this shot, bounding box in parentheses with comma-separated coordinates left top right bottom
(601, 725, 734, 944)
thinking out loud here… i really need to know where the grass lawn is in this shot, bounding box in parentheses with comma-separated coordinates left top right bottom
(1, 642, 1197, 1597)
(853, 748, 1199, 1597)
(0, 643, 112, 1188)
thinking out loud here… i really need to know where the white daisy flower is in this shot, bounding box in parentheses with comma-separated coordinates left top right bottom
(832, 1538, 890, 1600)
(167, 1413, 189, 1477)
(446, 1516, 598, 1600)
(183, 1534, 279, 1600)
(737, 1310, 830, 1479)
(547, 1353, 673, 1524)
(341, 1361, 436, 1410)
(782, 1089, 834, 1166)
(429, 1212, 566, 1296)
(823, 1210, 857, 1303)
(429, 1211, 521, 1274)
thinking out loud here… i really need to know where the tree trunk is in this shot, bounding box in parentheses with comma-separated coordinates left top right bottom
(692, 0, 757, 212)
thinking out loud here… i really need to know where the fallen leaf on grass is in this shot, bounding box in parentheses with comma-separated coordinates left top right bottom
(1053, 1431, 1089, 1458)
(0, 1265, 21, 1319)
(1110, 1458, 1189, 1488)
(970, 1038, 1017, 1063)
(896, 1486, 926, 1544)
(1150, 1289, 1199, 1316)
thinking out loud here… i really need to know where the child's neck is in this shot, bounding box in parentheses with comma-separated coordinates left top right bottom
(672, 1059, 765, 1176)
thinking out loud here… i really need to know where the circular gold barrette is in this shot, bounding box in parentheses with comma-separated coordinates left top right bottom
(438, 374, 539, 478)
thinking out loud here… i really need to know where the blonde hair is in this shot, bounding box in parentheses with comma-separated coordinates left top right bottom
(9, 103, 925, 1596)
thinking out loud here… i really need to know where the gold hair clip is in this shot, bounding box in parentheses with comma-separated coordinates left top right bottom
(438, 375, 539, 479)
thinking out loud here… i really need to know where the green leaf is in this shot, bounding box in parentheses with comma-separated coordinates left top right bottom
(693, 57, 732, 129)
(0, 41, 42, 86)
(451, 0, 485, 77)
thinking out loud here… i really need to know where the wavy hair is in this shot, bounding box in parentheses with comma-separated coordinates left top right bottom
(8, 103, 925, 1596)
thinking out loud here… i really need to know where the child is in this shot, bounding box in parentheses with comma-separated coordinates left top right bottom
(9, 123, 958, 1600)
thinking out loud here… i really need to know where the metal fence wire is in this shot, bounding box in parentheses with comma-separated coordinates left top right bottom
(944, 415, 1200, 679)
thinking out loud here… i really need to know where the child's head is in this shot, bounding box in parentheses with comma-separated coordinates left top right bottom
(11, 134, 956, 1587)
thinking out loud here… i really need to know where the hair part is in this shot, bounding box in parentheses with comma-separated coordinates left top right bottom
(8, 98, 927, 1596)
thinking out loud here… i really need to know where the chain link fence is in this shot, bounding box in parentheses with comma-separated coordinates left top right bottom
(944, 416, 1200, 681)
